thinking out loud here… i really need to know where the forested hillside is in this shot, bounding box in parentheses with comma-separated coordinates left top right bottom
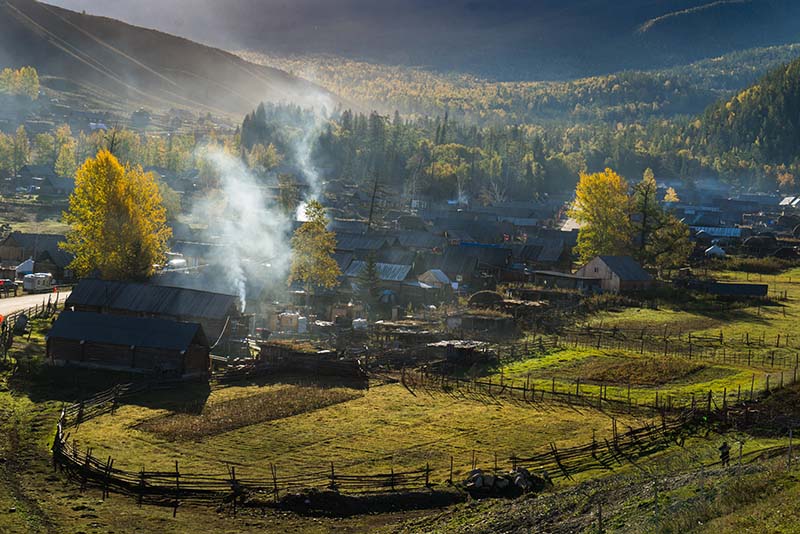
(700, 57, 800, 167)
(240, 45, 800, 126)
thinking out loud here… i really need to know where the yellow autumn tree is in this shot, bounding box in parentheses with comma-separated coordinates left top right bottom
(569, 168, 633, 263)
(663, 186, 680, 202)
(288, 200, 341, 298)
(62, 150, 171, 280)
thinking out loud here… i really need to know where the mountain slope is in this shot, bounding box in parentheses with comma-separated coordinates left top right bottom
(43, 0, 800, 80)
(699, 56, 800, 164)
(0, 0, 334, 116)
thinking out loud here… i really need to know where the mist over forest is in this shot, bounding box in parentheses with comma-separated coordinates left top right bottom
(45, 0, 800, 79)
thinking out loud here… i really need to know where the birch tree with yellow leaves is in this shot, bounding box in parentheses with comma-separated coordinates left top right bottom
(569, 168, 633, 263)
(61, 150, 171, 280)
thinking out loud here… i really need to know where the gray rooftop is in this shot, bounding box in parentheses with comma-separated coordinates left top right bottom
(48, 311, 207, 350)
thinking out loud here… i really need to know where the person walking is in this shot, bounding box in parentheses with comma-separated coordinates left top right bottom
(719, 442, 731, 467)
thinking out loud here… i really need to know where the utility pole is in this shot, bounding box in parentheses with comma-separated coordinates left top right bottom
(366, 172, 379, 235)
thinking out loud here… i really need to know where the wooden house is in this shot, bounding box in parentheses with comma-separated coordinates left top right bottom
(575, 256, 653, 293)
(47, 311, 210, 377)
(65, 279, 240, 341)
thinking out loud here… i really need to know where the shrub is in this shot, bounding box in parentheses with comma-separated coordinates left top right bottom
(710, 256, 794, 274)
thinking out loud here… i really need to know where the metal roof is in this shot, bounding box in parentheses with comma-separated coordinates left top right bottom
(419, 269, 451, 285)
(595, 256, 652, 281)
(691, 226, 743, 238)
(48, 311, 207, 350)
(345, 261, 412, 282)
(66, 279, 239, 320)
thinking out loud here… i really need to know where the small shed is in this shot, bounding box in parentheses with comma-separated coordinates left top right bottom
(575, 256, 653, 293)
(533, 270, 601, 292)
(47, 311, 210, 377)
(418, 269, 451, 289)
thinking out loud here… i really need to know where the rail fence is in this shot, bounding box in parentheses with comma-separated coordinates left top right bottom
(403, 361, 795, 419)
(558, 328, 800, 371)
(0, 294, 62, 360)
(51, 356, 790, 515)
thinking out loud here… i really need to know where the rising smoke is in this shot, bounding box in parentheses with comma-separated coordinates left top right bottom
(193, 147, 291, 311)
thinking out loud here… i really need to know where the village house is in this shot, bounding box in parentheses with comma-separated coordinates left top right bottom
(65, 279, 241, 341)
(47, 311, 210, 377)
(575, 256, 653, 293)
(0, 232, 75, 281)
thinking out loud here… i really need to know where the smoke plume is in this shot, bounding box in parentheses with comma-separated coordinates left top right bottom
(193, 147, 291, 310)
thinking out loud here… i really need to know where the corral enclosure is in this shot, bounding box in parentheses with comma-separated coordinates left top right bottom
(69, 380, 630, 483)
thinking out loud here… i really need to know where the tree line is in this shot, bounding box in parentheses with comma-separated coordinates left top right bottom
(0, 66, 39, 100)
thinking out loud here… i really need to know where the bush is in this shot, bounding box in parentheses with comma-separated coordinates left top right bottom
(710, 256, 794, 274)
(468, 290, 505, 308)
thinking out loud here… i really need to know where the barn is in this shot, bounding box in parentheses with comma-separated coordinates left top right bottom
(575, 256, 653, 293)
(47, 311, 210, 377)
(65, 279, 240, 341)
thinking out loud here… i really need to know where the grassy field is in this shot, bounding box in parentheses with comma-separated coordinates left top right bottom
(71, 380, 631, 484)
(2, 266, 800, 532)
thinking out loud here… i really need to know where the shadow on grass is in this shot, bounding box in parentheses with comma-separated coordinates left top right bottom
(682, 305, 772, 326)
(257, 488, 467, 518)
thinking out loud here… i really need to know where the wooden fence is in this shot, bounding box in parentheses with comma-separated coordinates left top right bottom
(51, 358, 773, 515)
(558, 327, 800, 371)
(1, 295, 62, 360)
(403, 362, 794, 419)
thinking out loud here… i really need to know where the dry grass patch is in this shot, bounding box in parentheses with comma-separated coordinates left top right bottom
(574, 355, 708, 386)
(137, 385, 362, 441)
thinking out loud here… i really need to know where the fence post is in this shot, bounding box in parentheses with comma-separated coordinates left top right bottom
(597, 501, 604, 534)
(449, 456, 454, 484)
(138, 465, 145, 507)
(80, 447, 91, 492)
(425, 463, 431, 488)
(751, 374, 755, 401)
(102, 456, 113, 500)
(329, 462, 336, 491)
(271, 463, 279, 503)
(173, 460, 180, 518)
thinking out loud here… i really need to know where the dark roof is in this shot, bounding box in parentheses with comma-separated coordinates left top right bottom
(705, 282, 768, 297)
(328, 219, 369, 234)
(48, 311, 207, 350)
(2, 232, 74, 268)
(525, 237, 565, 263)
(597, 256, 652, 281)
(395, 231, 445, 250)
(345, 261, 412, 282)
(20, 164, 57, 178)
(331, 251, 354, 273)
(41, 175, 75, 194)
(456, 244, 512, 267)
(354, 247, 416, 266)
(433, 250, 479, 277)
(335, 233, 397, 252)
(66, 279, 239, 320)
